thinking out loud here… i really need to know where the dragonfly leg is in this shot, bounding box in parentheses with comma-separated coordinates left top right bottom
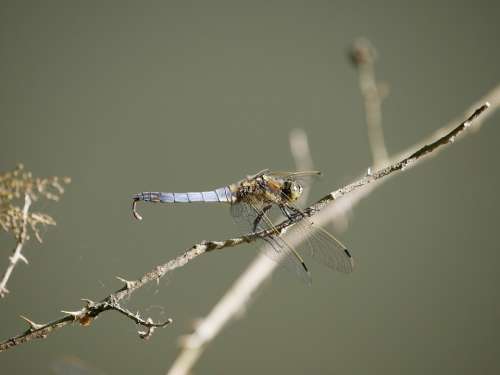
(279, 204, 293, 220)
(253, 204, 272, 232)
(280, 203, 305, 221)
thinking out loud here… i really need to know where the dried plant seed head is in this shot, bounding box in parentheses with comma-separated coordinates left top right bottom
(0, 164, 70, 243)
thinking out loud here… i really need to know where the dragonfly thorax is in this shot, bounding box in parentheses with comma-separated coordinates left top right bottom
(234, 174, 303, 205)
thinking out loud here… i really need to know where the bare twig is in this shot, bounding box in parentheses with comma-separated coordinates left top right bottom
(0, 194, 31, 297)
(168, 253, 276, 375)
(0, 101, 493, 354)
(350, 38, 389, 168)
(166, 103, 492, 374)
(330, 37, 388, 232)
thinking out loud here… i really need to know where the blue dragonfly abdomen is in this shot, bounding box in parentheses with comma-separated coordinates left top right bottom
(132, 186, 234, 220)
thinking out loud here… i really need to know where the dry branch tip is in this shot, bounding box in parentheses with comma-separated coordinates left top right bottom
(19, 315, 45, 331)
(116, 276, 137, 289)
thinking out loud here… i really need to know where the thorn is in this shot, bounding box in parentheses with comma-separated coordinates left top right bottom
(18, 253, 29, 264)
(19, 315, 44, 330)
(116, 276, 136, 289)
(61, 310, 83, 319)
(81, 298, 95, 307)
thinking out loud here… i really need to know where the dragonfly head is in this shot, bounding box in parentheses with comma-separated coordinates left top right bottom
(283, 179, 303, 202)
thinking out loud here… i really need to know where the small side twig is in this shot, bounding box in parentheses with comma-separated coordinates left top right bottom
(0, 296, 172, 352)
(0, 194, 31, 297)
(350, 38, 389, 168)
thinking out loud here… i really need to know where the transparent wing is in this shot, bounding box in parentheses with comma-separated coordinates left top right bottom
(229, 199, 256, 223)
(287, 215, 354, 273)
(260, 235, 312, 284)
(230, 199, 312, 283)
(266, 183, 354, 274)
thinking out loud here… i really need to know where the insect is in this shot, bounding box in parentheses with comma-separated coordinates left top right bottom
(132, 169, 353, 283)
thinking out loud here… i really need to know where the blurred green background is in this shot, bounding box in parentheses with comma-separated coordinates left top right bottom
(1, 1, 499, 374)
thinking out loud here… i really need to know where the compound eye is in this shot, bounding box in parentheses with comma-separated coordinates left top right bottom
(290, 183, 302, 199)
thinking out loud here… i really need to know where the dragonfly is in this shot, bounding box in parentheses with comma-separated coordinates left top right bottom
(132, 169, 353, 283)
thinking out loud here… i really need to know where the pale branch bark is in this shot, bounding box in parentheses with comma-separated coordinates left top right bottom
(350, 38, 389, 168)
(0, 102, 492, 354)
(166, 103, 492, 374)
(0, 194, 32, 298)
(168, 254, 277, 375)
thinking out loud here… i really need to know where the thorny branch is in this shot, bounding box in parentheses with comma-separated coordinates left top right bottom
(0, 295, 172, 352)
(0, 101, 491, 353)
